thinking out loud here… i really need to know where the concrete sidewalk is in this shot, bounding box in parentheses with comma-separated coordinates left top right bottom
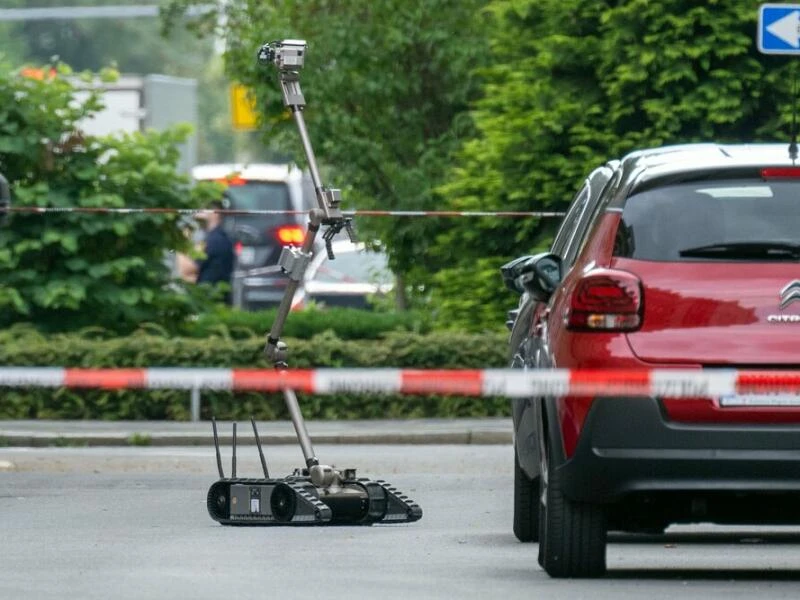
(0, 418, 513, 447)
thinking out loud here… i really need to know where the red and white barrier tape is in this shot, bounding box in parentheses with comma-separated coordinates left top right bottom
(1, 368, 800, 398)
(2, 207, 565, 218)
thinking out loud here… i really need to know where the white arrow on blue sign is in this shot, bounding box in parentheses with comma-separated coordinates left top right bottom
(759, 4, 800, 54)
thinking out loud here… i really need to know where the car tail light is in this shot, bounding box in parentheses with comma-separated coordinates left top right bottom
(274, 225, 305, 246)
(761, 167, 800, 178)
(234, 241, 243, 256)
(565, 269, 642, 332)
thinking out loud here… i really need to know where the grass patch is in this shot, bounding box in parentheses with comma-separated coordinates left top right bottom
(50, 437, 87, 448)
(127, 433, 152, 446)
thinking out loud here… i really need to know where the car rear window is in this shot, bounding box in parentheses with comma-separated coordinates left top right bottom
(222, 182, 292, 245)
(614, 179, 800, 261)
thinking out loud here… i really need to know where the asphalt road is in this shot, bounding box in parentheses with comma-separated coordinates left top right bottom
(1, 444, 800, 599)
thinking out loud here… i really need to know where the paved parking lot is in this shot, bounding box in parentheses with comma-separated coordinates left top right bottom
(1, 444, 800, 599)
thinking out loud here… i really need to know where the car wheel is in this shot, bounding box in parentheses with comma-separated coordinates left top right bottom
(538, 428, 607, 578)
(513, 450, 540, 542)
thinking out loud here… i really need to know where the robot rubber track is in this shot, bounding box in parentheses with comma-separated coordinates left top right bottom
(207, 476, 423, 526)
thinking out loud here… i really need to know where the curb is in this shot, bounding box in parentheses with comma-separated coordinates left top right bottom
(0, 430, 513, 448)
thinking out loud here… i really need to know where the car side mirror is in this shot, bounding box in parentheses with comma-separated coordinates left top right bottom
(0, 173, 10, 227)
(518, 252, 562, 301)
(500, 255, 535, 294)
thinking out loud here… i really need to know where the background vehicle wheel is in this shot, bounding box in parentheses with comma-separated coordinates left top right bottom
(513, 451, 539, 542)
(539, 441, 606, 578)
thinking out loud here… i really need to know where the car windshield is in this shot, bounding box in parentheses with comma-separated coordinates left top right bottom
(313, 250, 393, 284)
(222, 182, 292, 245)
(614, 179, 800, 261)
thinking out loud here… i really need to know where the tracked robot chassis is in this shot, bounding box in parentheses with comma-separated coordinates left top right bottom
(206, 40, 422, 526)
(207, 418, 422, 525)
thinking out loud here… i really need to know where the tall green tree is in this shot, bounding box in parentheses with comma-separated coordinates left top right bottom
(165, 0, 489, 307)
(433, 0, 795, 330)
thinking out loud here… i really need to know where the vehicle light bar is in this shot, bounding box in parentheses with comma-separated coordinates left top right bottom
(761, 167, 800, 178)
(213, 176, 247, 186)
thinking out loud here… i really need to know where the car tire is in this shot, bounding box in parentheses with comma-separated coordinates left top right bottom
(539, 431, 607, 578)
(513, 450, 540, 542)
(537, 493, 546, 568)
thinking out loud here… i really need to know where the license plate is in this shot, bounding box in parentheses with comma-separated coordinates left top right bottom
(719, 394, 800, 407)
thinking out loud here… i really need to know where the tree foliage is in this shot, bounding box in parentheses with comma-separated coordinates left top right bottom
(433, 0, 797, 329)
(0, 63, 214, 333)
(164, 1, 797, 332)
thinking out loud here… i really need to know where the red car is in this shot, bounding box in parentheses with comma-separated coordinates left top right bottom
(501, 143, 800, 578)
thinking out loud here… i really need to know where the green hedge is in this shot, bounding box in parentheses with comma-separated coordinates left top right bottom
(184, 307, 433, 340)
(0, 329, 509, 420)
(3, 307, 435, 341)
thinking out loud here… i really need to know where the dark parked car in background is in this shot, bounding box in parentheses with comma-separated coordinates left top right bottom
(192, 163, 314, 310)
(502, 144, 800, 578)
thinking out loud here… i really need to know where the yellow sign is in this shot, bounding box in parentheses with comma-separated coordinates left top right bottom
(230, 84, 258, 131)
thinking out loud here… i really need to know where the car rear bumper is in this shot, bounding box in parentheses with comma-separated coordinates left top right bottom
(559, 397, 800, 504)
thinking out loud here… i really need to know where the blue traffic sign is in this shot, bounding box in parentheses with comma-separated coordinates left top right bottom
(759, 4, 800, 54)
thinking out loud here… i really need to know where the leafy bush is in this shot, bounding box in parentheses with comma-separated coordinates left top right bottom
(0, 329, 509, 420)
(0, 62, 218, 333)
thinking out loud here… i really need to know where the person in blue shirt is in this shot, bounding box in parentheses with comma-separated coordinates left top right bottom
(181, 200, 234, 302)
